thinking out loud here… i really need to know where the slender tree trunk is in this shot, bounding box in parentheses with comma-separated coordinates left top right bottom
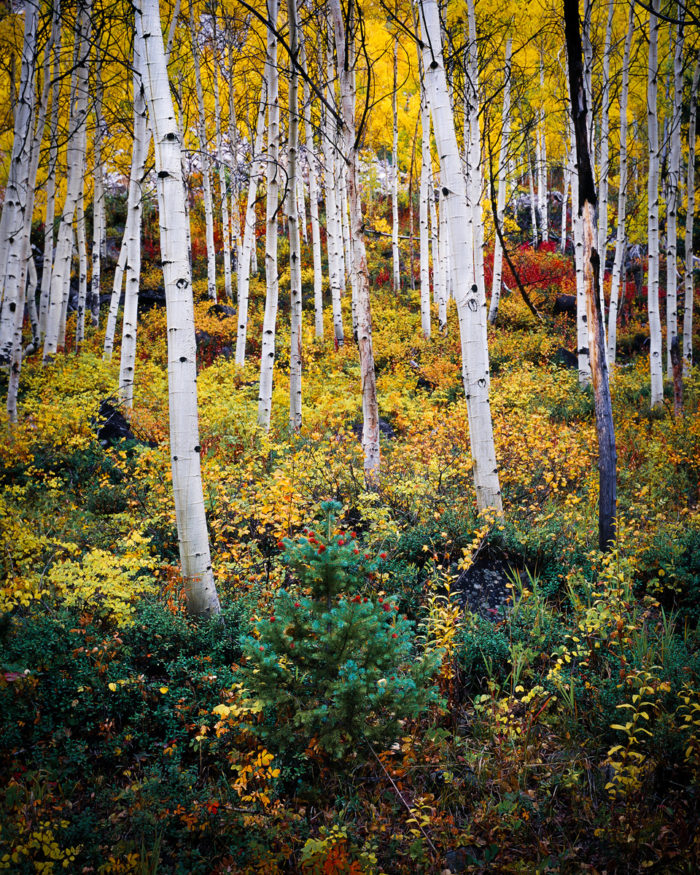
(75, 187, 88, 348)
(329, 0, 380, 483)
(227, 43, 241, 273)
(43, 0, 92, 363)
(489, 36, 512, 324)
(607, 0, 634, 366)
(419, 81, 431, 339)
(257, 0, 281, 429)
(235, 86, 266, 365)
(682, 56, 700, 377)
(419, 0, 502, 513)
(189, 0, 217, 302)
(90, 42, 106, 328)
(391, 37, 400, 292)
(560, 148, 569, 254)
(212, 43, 232, 302)
(118, 28, 147, 409)
(103, 225, 129, 360)
(571, 115, 591, 384)
(287, 0, 302, 432)
(665, 7, 684, 379)
(565, 0, 616, 551)
(300, 36, 324, 337)
(597, 0, 614, 333)
(647, 0, 663, 407)
(0, 0, 38, 364)
(323, 36, 345, 346)
(39, 15, 62, 340)
(137, 0, 220, 618)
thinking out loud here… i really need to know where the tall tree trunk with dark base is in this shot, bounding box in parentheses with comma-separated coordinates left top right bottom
(564, 0, 617, 552)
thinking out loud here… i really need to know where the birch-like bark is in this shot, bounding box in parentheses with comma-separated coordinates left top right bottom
(391, 37, 400, 292)
(287, 0, 302, 432)
(607, 0, 634, 366)
(647, 0, 663, 407)
(189, 0, 216, 301)
(0, 0, 38, 364)
(300, 37, 324, 337)
(329, 0, 380, 483)
(437, 189, 449, 327)
(536, 56, 548, 242)
(571, 115, 591, 384)
(43, 0, 92, 363)
(75, 188, 88, 348)
(665, 8, 684, 379)
(682, 57, 699, 376)
(39, 14, 62, 339)
(137, 0, 220, 618)
(597, 0, 614, 323)
(527, 148, 538, 247)
(234, 85, 266, 365)
(419, 0, 502, 513)
(227, 45, 241, 273)
(212, 50, 232, 302)
(429, 161, 442, 309)
(323, 38, 345, 346)
(257, 0, 281, 429)
(560, 145, 569, 253)
(90, 42, 106, 327)
(489, 36, 512, 324)
(341, 168, 358, 338)
(103, 225, 129, 360)
(118, 28, 147, 409)
(419, 81, 431, 339)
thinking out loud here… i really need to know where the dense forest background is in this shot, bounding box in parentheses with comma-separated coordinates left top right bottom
(0, 0, 699, 871)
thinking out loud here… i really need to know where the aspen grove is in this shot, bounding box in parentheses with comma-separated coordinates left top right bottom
(0, 0, 700, 870)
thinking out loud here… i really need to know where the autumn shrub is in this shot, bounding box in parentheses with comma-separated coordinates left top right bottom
(241, 501, 441, 760)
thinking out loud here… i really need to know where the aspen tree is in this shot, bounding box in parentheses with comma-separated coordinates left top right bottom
(437, 189, 449, 328)
(682, 56, 699, 377)
(391, 36, 400, 292)
(328, 0, 381, 484)
(607, 0, 634, 366)
(323, 33, 345, 346)
(0, 0, 38, 365)
(564, 0, 616, 551)
(118, 27, 148, 410)
(136, 0, 220, 618)
(665, 7, 684, 379)
(90, 42, 106, 328)
(103, 223, 130, 361)
(227, 43, 242, 272)
(419, 80, 431, 339)
(418, 0, 502, 513)
(189, 0, 217, 302)
(647, 0, 663, 407)
(488, 36, 512, 325)
(39, 13, 62, 340)
(570, 113, 591, 385)
(75, 190, 88, 348)
(211, 23, 232, 303)
(287, 0, 302, 432)
(257, 0, 281, 429)
(536, 57, 548, 243)
(596, 0, 614, 327)
(235, 85, 266, 365)
(428, 158, 442, 310)
(300, 34, 324, 337)
(560, 142, 569, 254)
(43, 0, 92, 363)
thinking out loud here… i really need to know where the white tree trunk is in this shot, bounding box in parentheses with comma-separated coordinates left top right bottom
(287, 0, 302, 432)
(257, 0, 281, 429)
(212, 56, 232, 302)
(665, 10, 684, 378)
(438, 189, 449, 327)
(323, 45, 345, 346)
(189, 0, 217, 302)
(227, 43, 241, 273)
(90, 42, 106, 328)
(391, 37, 400, 292)
(301, 54, 324, 337)
(536, 57, 548, 243)
(235, 86, 266, 365)
(489, 36, 512, 324)
(329, 0, 380, 483)
(43, 0, 92, 363)
(560, 146, 569, 254)
(137, 0, 220, 618)
(0, 0, 38, 364)
(418, 0, 502, 513)
(75, 188, 88, 348)
(103, 223, 129, 361)
(419, 82, 431, 339)
(647, 0, 663, 407)
(571, 116, 591, 384)
(428, 158, 441, 309)
(607, 0, 634, 367)
(118, 29, 147, 409)
(597, 0, 614, 329)
(39, 17, 62, 340)
(682, 56, 700, 376)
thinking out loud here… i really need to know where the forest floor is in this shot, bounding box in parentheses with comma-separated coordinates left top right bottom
(1, 235, 700, 873)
